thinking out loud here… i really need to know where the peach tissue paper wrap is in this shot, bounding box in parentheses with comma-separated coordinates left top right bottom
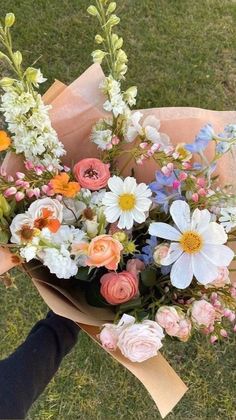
(1, 63, 236, 418)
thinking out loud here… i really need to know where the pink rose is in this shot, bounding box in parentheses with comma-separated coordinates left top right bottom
(176, 319, 192, 342)
(126, 258, 145, 280)
(117, 320, 164, 362)
(99, 325, 119, 351)
(87, 235, 123, 271)
(74, 158, 110, 191)
(100, 271, 139, 305)
(191, 299, 216, 327)
(155, 306, 181, 336)
(210, 267, 230, 288)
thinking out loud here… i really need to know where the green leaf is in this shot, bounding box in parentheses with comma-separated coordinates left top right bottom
(140, 269, 157, 287)
(75, 267, 92, 281)
(0, 227, 9, 244)
(85, 278, 111, 308)
(117, 297, 142, 312)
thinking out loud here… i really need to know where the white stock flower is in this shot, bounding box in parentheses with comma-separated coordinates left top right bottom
(102, 176, 152, 230)
(125, 111, 170, 148)
(149, 200, 234, 289)
(41, 246, 78, 279)
(117, 317, 164, 362)
(20, 245, 38, 262)
(92, 128, 113, 150)
(219, 207, 236, 233)
(52, 225, 86, 249)
(27, 198, 63, 222)
(103, 93, 127, 118)
(90, 189, 106, 207)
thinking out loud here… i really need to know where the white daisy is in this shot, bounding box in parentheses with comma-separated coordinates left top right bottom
(219, 207, 236, 233)
(149, 200, 234, 289)
(102, 176, 152, 230)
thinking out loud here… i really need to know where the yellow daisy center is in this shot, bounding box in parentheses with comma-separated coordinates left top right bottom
(180, 230, 203, 254)
(119, 193, 136, 211)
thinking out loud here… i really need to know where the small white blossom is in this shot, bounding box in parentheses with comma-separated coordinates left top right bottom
(41, 246, 78, 279)
(91, 127, 113, 150)
(219, 207, 236, 233)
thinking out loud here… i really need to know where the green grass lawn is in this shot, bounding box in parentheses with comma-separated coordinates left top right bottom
(1, 0, 236, 419)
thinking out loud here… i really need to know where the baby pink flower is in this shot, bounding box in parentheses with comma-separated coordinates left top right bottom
(24, 161, 34, 170)
(4, 187, 17, 197)
(126, 258, 145, 281)
(198, 188, 207, 197)
(16, 172, 25, 180)
(74, 158, 110, 191)
(209, 267, 230, 288)
(111, 136, 120, 145)
(197, 177, 206, 188)
(191, 193, 199, 203)
(178, 172, 188, 182)
(220, 329, 228, 338)
(155, 306, 180, 336)
(153, 243, 170, 266)
(191, 300, 216, 327)
(100, 271, 139, 305)
(173, 180, 181, 190)
(99, 325, 119, 351)
(140, 142, 148, 149)
(182, 162, 192, 170)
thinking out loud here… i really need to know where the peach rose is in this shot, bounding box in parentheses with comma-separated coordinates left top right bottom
(87, 235, 123, 270)
(100, 271, 139, 305)
(191, 299, 216, 327)
(126, 258, 145, 280)
(74, 158, 110, 191)
(155, 306, 181, 336)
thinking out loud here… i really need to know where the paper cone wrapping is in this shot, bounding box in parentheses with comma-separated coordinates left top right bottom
(2, 63, 236, 416)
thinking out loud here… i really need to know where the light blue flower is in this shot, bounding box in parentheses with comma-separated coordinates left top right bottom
(185, 124, 214, 153)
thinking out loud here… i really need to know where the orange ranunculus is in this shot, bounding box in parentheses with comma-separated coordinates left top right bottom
(34, 208, 60, 233)
(0, 131, 11, 151)
(50, 173, 80, 198)
(87, 235, 123, 271)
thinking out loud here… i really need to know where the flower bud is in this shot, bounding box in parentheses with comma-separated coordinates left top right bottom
(0, 77, 15, 87)
(87, 5, 99, 16)
(15, 191, 25, 202)
(113, 231, 127, 243)
(107, 14, 120, 28)
(114, 37, 123, 50)
(25, 67, 46, 86)
(123, 86, 137, 106)
(13, 51, 22, 67)
(116, 49, 128, 63)
(0, 194, 11, 216)
(5, 13, 15, 28)
(106, 2, 116, 15)
(91, 49, 107, 64)
(95, 34, 104, 44)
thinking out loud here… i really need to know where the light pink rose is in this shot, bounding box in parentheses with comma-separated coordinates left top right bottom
(118, 320, 164, 362)
(74, 158, 110, 191)
(209, 267, 230, 288)
(99, 325, 119, 351)
(155, 306, 181, 336)
(153, 244, 170, 265)
(191, 299, 216, 327)
(126, 258, 145, 280)
(100, 271, 139, 305)
(176, 319, 192, 342)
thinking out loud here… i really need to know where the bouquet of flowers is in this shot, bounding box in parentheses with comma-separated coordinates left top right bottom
(0, 3, 236, 416)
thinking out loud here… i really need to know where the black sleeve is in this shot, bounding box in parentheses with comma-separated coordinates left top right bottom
(0, 312, 80, 419)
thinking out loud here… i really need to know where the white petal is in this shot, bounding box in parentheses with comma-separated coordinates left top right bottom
(126, 126, 138, 143)
(162, 242, 183, 266)
(118, 212, 134, 230)
(143, 115, 160, 130)
(135, 199, 152, 212)
(123, 177, 137, 193)
(202, 222, 227, 244)
(191, 208, 211, 232)
(201, 243, 234, 266)
(149, 222, 181, 241)
(135, 183, 152, 197)
(102, 192, 117, 206)
(131, 111, 143, 131)
(144, 126, 160, 143)
(192, 253, 219, 285)
(118, 212, 126, 229)
(170, 253, 193, 289)
(108, 176, 124, 195)
(170, 200, 191, 233)
(132, 208, 146, 224)
(105, 206, 121, 223)
(159, 133, 170, 147)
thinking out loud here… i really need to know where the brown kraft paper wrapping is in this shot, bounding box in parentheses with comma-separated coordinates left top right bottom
(2, 63, 236, 416)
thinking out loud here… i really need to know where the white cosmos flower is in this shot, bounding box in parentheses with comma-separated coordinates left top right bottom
(219, 207, 236, 233)
(149, 200, 234, 289)
(125, 111, 170, 148)
(102, 176, 152, 230)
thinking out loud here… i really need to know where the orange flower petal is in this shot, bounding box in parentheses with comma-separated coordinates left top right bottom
(0, 131, 11, 152)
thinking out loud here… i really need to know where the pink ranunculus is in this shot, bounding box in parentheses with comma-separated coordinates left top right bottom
(100, 271, 139, 305)
(155, 306, 181, 336)
(210, 267, 230, 288)
(99, 325, 119, 351)
(126, 258, 145, 280)
(117, 320, 164, 363)
(176, 319, 192, 342)
(191, 299, 216, 327)
(74, 158, 110, 191)
(87, 235, 123, 271)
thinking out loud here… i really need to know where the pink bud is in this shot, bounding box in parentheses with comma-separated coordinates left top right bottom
(197, 177, 206, 188)
(151, 143, 160, 153)
(139, 142, 148, 149)
(173, 180, 181, 190)
(191, 193, 199, 203)
(24, 161, 34, 170)
(211, 292, 218, 302)
(33, 188, 40, 198)
(230, 287, 236, 298)
(229, 312, 236, 322)
(164, 146, 175, 155)
(112, 136, 120, 145)
(35, 168, 43, 176)
(182, 162, 192, 170)
(56, 194, 63, 201)
(7, 175, 14, 183)
(63, 165, 70, 173)
(15, 191, 25, 202)
(16, 172, 25, 180)
(15, 180, 30, 189)
(198, 188, 207, 197)
(136, 158, 144, 165)
(26, 189, 35, 198)
(178, 172, 188, 182)
(220, 329, 228, 338)
(161, 165, 171, 176)
(147, 149, 154, 157)
(210, 335, 218, 344)
(4, 187, 17, 197)
(106, 143, 113, 150)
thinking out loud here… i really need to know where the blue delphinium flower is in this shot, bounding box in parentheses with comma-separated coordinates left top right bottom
(139, 236, 158, 264)
(185, 123, 214, 153)
(149, 170, 176, 191)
